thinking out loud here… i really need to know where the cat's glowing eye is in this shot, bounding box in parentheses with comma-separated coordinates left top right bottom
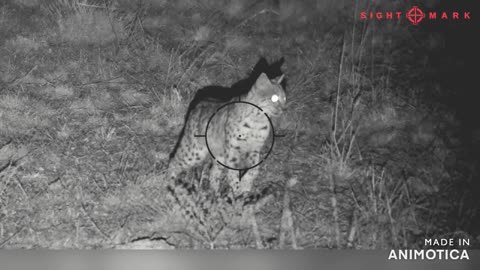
(271, 94, 279, 102)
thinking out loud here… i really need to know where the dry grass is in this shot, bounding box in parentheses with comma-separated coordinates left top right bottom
(0, 0, 476, 249)
(10, 0, 40, 8)
(5, 35, 45, 53)
(46, 1, 127, 46)
(0, 95, 56, 136)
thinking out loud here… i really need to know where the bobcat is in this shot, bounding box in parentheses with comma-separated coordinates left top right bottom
(166, 58, 286, 241)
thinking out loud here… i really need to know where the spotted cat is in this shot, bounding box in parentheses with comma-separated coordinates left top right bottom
(168, 59, 286, 197)
(166, 58, 286, 241)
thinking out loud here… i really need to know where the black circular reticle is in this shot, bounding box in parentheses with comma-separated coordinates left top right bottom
(202, 101, 277, 171)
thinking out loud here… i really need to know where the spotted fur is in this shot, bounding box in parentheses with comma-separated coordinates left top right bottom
(166, 58, 286, 239)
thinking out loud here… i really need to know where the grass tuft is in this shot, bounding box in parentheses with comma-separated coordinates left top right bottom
(56, 9, 126, 45)
(0, 94, 55, 136)
(5, 35, 45, 53)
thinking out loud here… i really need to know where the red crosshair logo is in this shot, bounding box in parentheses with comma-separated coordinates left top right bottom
(406, 6, 425, 26)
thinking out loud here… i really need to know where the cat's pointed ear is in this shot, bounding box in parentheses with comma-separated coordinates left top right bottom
(254, 73, 271, 90)
(272, 57, 285, 69)
(253, 58, 269, 74)
(272, 74, 285, 84)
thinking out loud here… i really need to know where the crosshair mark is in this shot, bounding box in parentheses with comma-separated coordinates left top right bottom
(406, 6, 425, 26)
(193, 101, 288, 172)
(205, 101, 275, 171)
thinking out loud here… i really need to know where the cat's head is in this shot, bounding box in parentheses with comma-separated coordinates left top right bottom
(246, 72, 286, 117)
(251, 57, 287, 89)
